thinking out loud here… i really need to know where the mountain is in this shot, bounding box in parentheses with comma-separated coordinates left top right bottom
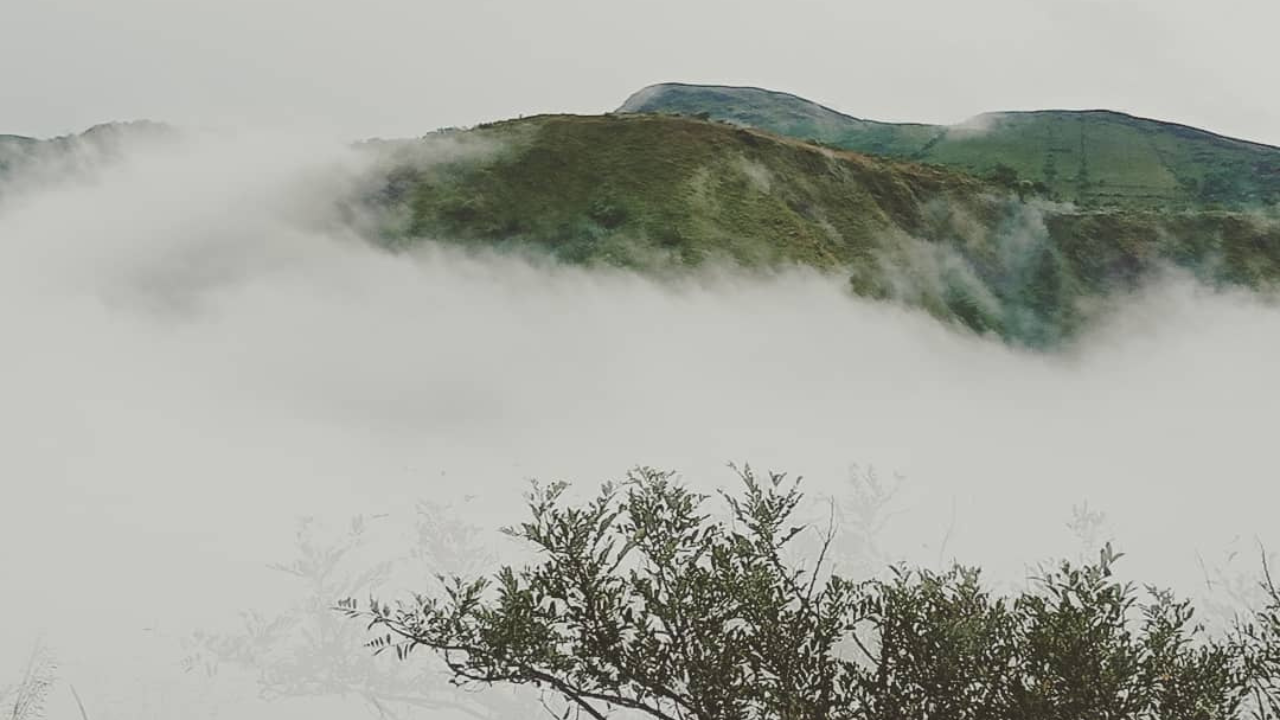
(363, 114, 987, 268)
(0, 134, 41, 175)
(360, 113, 1280, 347)
(0, 120, 174, 185)
(618, 83, 1280, 209)
(4, 109, 1276, 348)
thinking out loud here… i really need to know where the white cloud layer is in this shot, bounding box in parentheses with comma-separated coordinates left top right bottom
(1, 134, 1278, 718)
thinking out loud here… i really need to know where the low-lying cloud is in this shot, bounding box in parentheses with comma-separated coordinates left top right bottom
(1, 132, 1278, 718)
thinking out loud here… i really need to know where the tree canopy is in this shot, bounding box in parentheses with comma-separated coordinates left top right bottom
(343, 466, 1280, 720)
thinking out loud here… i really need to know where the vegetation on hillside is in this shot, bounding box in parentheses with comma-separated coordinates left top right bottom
(0, 121, 174, 192)
(619, 83, 1280, 209)
(6, 108, 1280, 348)
(359, 113, 1280, 348)
(361, 114, 986, 270)
(345, 466, 1280, 720)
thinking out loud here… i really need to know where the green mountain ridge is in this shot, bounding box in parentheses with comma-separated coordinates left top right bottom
(361, 112, 1280, 347)
(5, 104, 1278, 348)
(0, 120, 174, 181)
(619, 83, 1280, 209)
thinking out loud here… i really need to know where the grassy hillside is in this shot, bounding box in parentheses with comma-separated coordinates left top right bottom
(364, 114, 989, 269)
(620, 83, 1280, 209)
(5, 114, 1275, 347)
(618, 83, 941, 157)
(362, 113, 1280, 347)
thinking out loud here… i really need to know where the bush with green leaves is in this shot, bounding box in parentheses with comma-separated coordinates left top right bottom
(344, 466, 1280, 720)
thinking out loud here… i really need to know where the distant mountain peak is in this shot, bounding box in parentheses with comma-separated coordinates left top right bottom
(620, 82, 874, 124)
(619, 82, 1280, 209)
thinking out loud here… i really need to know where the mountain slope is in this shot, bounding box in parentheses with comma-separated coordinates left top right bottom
(362, 113, 1280, 347)
(364, 113, 990, 269)
(0, 121, 174, 187)
(5, 113, 1276, 347)
(618, 83, 941, 158)
(619, 83, 1280, 209)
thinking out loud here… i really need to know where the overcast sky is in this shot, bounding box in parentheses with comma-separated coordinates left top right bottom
(4, 0, 1280, 145)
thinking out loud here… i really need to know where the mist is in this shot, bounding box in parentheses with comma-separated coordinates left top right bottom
(2, 132, 1278, 719)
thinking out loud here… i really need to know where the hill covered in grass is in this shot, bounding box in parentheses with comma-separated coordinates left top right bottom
(361, 112, 1280, 347)
(4, 112, 1276, 347)
(364, 113, 989, 268)
(619, 83, 1280, 210)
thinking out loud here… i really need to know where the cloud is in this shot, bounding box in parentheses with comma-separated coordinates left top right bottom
(1, 133, 1278, 718)
(948, 111, 1005, 137)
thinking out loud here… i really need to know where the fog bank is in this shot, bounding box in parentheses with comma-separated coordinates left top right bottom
(1, 134, 1277, 718)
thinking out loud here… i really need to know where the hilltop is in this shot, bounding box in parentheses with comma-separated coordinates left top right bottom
(0, 120, 174, 184)
(362, 113, 989, 268)
(620, 83, 1280, 209)
(360, 112, 1280, 347)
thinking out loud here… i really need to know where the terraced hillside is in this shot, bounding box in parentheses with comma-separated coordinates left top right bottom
(361, 113, 1280, 347)
(620, 83, 1280, 209)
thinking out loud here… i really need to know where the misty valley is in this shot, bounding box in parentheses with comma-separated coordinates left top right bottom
(3, 82, 1280, 720)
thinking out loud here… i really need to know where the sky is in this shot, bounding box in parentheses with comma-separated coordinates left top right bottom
(4, 0, 1280, 144)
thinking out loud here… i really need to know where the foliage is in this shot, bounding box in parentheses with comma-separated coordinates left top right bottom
(345, 467, 868, 720)
(1234, 558, 1280, 719)
(184, 506, 536, 719)
(2, 640, 58, 720)
(344, 467, 1275, 720)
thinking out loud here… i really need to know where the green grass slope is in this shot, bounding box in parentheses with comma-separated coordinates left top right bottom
(618, 83, 941, 157)
(366, 113, 988, 269)
(364, 113, 1280, 347)
(620, 83, 1280, 209)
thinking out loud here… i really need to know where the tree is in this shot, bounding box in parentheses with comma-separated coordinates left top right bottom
(345, 466, 866, 720)
(185, 505, 539, 719)
(343, 466, 1267, 720)
(1235, 555, 1280, 719)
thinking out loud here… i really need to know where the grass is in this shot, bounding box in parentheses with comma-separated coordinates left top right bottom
(622, 83, 1280, 209)
(376, 113, 988, 271)
(365, 112, 1280, 348)
(9, 107, 1277, 348)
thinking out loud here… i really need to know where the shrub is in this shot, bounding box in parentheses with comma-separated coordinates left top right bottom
(343, 466, 1277, 720)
